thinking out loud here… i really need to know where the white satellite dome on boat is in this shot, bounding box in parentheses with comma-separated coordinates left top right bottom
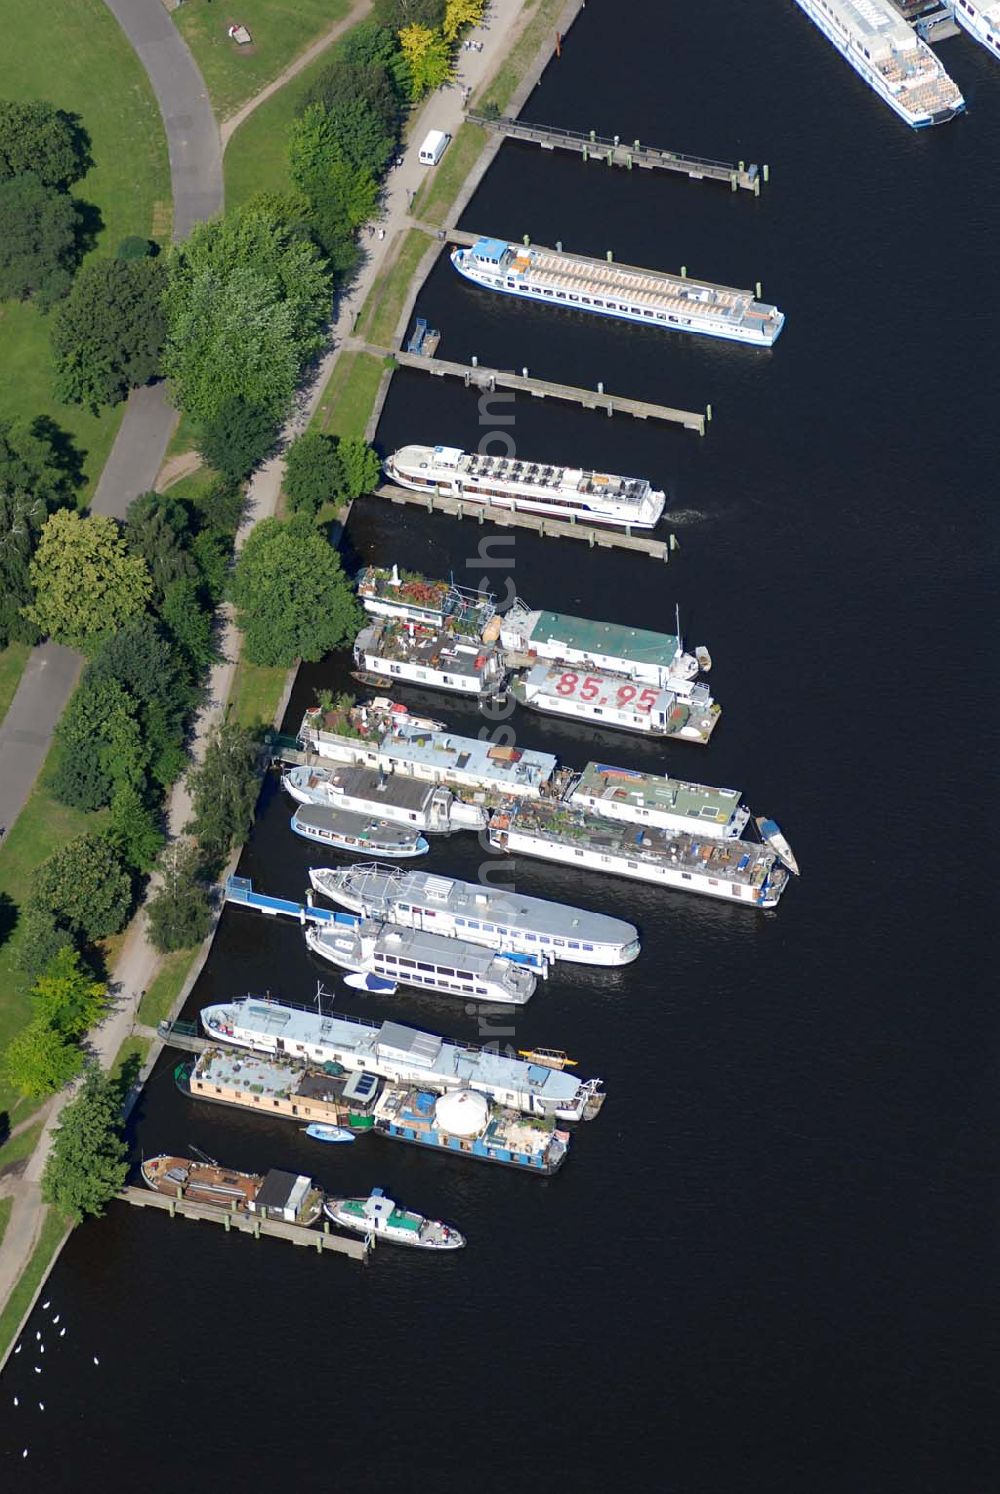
(434, 1089, 489, 1137)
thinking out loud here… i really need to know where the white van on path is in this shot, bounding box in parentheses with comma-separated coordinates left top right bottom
(418, 130, 451, 167)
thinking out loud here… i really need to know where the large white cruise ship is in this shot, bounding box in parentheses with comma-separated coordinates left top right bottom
(793, 0, 965, 126)
(451, 238, 784, 347)
(384, 444, 666, 529)
(953, 0, 1000, 59)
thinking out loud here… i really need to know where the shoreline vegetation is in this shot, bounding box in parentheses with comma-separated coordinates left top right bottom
(0, 0, 564, 1344)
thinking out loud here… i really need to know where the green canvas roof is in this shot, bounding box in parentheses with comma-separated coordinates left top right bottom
(528, 610, 680, 668)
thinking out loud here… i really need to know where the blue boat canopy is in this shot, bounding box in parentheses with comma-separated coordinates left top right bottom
(473, 236, 509, 263)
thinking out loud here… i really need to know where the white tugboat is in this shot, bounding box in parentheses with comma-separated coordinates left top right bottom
(309, 862, 641, 966)
(384, 444, 666, 529)
(323, 1186, 465, 1250)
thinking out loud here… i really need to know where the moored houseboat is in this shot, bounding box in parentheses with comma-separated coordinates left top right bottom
(510, 663, 720, 742)
(282, 763, 486, 834)
(200, 997, 605, 1121)
(289, 803, 430, 858)
(373, 1085, 570, 1174)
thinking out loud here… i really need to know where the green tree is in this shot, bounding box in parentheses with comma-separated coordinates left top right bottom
(15, 907, 75, 986)
(0, 414, 81, 505)
(106, 783, 165, 874)
(2, 1018, 81, 1099)
(146, 840, 213, 952)
(24, 510, 153, 651)
(443, 0, 484, 40)
(288, 105, 379, 262)
(163, 203, 332, 423)
(187, 721, 261, 868)
(373, 0, 446, 28)
(0, 101, 91, 188)
(161, 577, 215, 673)
(30, 833, 133, 943)
(339, 437, 382, 499)
(397, 25, 453, 98)
(86, 617, 194, 787)
(303, 25, 404, 168)
(124, 490, 197, 599)
(42, 1063, 129, 1222)
(0, 172, 80, 308)
(51, 257, 167, 411)
(230, 515, 361, 667)
(0, 488, 46, 647)
(52, 675, 149, 810)
(31, 945, 107, 1038)
(283, 431, 345, 516)
(196, 397, 279, 482)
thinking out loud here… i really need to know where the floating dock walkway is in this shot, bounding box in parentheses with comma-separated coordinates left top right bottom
(383, 340, 707, 435)
(465, 113, 766, 194)
(372, 483, 678, 562)
(118, 1187, 368, 1260)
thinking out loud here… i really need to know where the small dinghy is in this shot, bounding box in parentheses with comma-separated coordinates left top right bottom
(694, 644, 713, 672)
(343, 971, 398, 994)
(755, 816, 800, 876)
(304, 1123, 356, 1144)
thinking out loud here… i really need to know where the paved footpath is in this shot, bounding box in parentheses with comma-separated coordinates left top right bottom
(0, 0, 537, 1349)
(0, 1, 222, 842)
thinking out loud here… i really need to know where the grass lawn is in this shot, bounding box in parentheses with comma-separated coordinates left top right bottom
(0, 1196, 11, 1251)
(224, 24, 343, 208)
(477, 0, 565, 115)
(0, 1119, 45, 1172)
(0, 0, 170, 498)
(354, 229, 433, 349)
(0, 1207, 72, 1361)
(0, 643, 31, 728)
(177, 0, 350, 121)
(410, 122, 487, 228)
(0, 739, 107, 1117)
(138, 948, 198, 1029)
(230, 659, 290, 730)
(311, 352, 385, 441)
(111, 1034, 151, 1086)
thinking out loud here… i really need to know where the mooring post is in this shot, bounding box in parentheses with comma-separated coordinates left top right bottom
(626, 156, 632, 170)
(597, 380, 604, 394)
(523, 233, 530, 246)
(634, 139, 640, 151)
(606, 249, 613, 262)
(754, 177, 760, 198)
(582, 146, 588, 161)
(590, 129, 596, 142)
(556, 239, 562, 251)
(730, 174, 737, 192)
(739, 160, 745, 172)
(169, 1198, 176, 1218)
(224, 1211, 231, 1231)
(755, 281, 762, 300)
(680, 265, 687, 278)
(763, 163, 770, 183)
(670, 533, 679, 551)
(706, 403, 713, 423)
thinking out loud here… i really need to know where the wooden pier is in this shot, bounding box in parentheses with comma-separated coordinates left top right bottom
(384, 345, 707, 434)
(465, 113, 766, 194)
(373, 484, 678, 562)
(119, 1186, 368, 1260)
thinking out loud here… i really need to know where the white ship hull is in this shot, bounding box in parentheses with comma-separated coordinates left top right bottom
(311, 869, 640, 967)
(305, 927, 533, 1004)
(452, 252, 781, 346)
(953, 0, 1000, 57)
(493, 826, 783, 908)
(384, 451, 664, 530)
(513, 682, 718, 743)
(793, 0, 965, 127)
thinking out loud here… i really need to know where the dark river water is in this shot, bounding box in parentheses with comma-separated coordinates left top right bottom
(2, 3, 996, 1488)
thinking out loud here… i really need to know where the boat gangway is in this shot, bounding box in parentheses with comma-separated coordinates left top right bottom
(223, 875, 356, 929)
(118, 1187, 368, 1260)
(156, 1017, 211, 1054)
(464, 113, 766, 193)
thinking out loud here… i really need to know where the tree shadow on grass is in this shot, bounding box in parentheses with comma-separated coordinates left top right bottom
(30, 415, 86, 496)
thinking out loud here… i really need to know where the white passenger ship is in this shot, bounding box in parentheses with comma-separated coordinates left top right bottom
(953, 0, 1000, 58)
(200, 996, 606, 1120)
(792, 0, 965, 126)
(305, 921, 538, 1004)
(452, 238, 785, 346)
(309, 863, 641, 966)
(384, 445, 666, 530)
